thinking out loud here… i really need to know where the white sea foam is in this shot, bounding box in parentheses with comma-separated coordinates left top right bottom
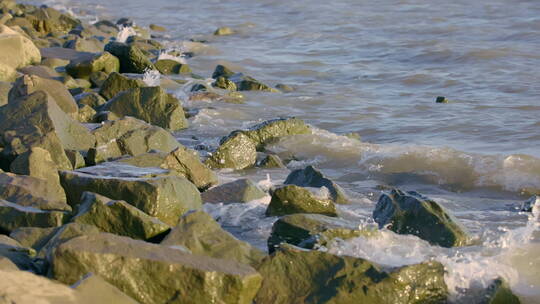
(116, 26, 137, 43)
(142, 69, 161, 86)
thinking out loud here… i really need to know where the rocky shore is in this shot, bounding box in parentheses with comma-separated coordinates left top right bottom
(0, 0, 528, 303)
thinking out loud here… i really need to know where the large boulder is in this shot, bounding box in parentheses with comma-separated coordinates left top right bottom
(206, 132, 257, 170)
(118, 147, 218, 191)
(98, 72, 144, 100)
(66, 52, 120, 79)
(0, 91, 95, 169)
(51, 233, 262, 304)
(100, 86, 188, 130)
(59, 171, 201, 226)
(72, 192, 170, 241)
(104, 42, 155, 74)
(240, 117, 312, 151)
(0, 24, 41, 81)
(73, 273, 140, 304)
(373, 189, 469, 248)
(255, 245, 448, 304)
(24, 7, 80, 35)
(0, 199, 65, 233)
(88, 116, 180, 164)
(267, 213, 377, 253)
(285, 165, 350, 204)
(202, 179, 266, 204)
(162, 211, 265, 267)
(9, 74, 79, 117)
(0, 172, 69, 211)
(266, 185, 337, 217)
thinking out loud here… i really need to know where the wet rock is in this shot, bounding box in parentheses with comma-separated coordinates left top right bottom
(520, 195, 538, 212)
(37, 222, 100, 260)
(254, 245, 448, 304)
(63, 37, 105, 53)
(59, 171, 201, 226)
(236, 75, 279, 92)
(206, 132, 257, 170)
(0, 91, 94, 169)
(101, 86, 188, 130)
(259, 154, 286, 168)
(51, 233, 262, 304)
(66, 52, 120, 79)
(149, 24, 166, 32)
(73, 273, 140, 304)
(0, 199, 65, 233)
(214, 76, 237, 91)
(104, 41, 155, 74)
(119, 147, 218, 191)
(155, 59, 191, 75)
(161, 210, 265, 267)
(9, 226, 58, 251)
(9, 74, 79, 117)
(214, 26, 235, 36)
(243, 117, 311, 150)
(88, 116, 180, 164)
(267, 213, 377, 253)
(0, 172, 69, 211)
(482, 278, 521, 304)
(266, 185, 337, 217)
(98, 72, 145, 100)
(435, 96, 448, 103)
(373, 189, 469, 247)
(276, 83, 294, 92)
(202, 179, 266, 204)
(285, 165, 350, 204)
(0, 24, 41, 81)
(212, 64, 235, 79)
(71, 192, 170, 241)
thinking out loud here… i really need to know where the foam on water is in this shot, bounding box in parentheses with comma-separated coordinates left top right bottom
(116, 25, 137, 43)
(142, 69, 161, 86)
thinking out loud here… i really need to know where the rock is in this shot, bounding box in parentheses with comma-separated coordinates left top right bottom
(259, 154, 286, 168)
(0, 199, 65, 233)
(214, 26, 235, 36)
(202, 179, 266, 204)
(435, 96, 448, 103)
(66, 52, 120, 79)
(40, 57, 70, 68)
(373, 189, 469, 248)
(0, 256, 18, 270)
(0, 81, 11, 106)
(63, 37, 105, 53)
(104, 42, 155, 74)
(73, 273, 140, 304)
(51, 233, 262, 304)
(0, 172, 70, 211)
(100, 86, 188, 130)
(77, 104, 97, 123)
(9, 226, 58, 251)
(65, 149, 85, 169)
(89, 70, 108, 87)
(266, 185, 337, 217)
(18, 65, 61, 79)
(119, 147, 218, 191)
(235, 75, 279, 92)
(9, 147, 66, 203)
(254, 245, 448, 304)
(75, 161, 171, 179)
(161, 210, 265, 267)
(285, 165, 350, 204)
(75, 92, 107, 108)
(38, 222, 100, 260)
(9, 74, 79, 117)
(213, 76, 237, 91)
(149, 24, 166, 32)
(520, 195, 538, 212)
(276, 83, 294, 92)
(212, 64, 235, 79)
(24, 7, 80, 35)
(0, 91, 95, 169)
(72, 192, 170, 241)
(242, 117, 311, 150)
(205, 132, 257, 170)
(98, 72, 144, 100)
(482, 278, 521, 304)
(267, 213, 377, 253)
(88, 116, 180, 164)
(0, 234, 37, 271)
(59, 171, 201, 226)
(0, 24, 41, 81)
(155, 59, 191, 75)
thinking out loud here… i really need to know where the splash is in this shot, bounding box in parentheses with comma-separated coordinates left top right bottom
(142, 69, 161, 86)
(157, 51, 187, 64)
(116, 25, 137, 43)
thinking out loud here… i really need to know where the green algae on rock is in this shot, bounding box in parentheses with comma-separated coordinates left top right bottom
(104, 42, 155, 74)
(206, 132, 257, 170)
(214, 26, 235, 36)
(66, 52, 120, 80)
(202, 179, 266, 204)
(255, 245, 448, 304)
(155, 59, 191, 75)
(266, 185, 337, 217)
(51, 233, 262, 304)
(482, 278, 521, 304)
(161, 210, 265, 267)
(98, 72, 145, 100)
(373, 189, 470, 248)
(285, 165, 350, 204)
(100, 86, 188, 131)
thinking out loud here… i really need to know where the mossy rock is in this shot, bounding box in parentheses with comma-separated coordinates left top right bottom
(66, 52, 120, 79)
(149, 24, 166, 32)
(242, 117, 311, 150)
(255, 245, 448, 304)
(214, 76, 237, 91)
(285, 165, 350, 204)
(0, 199, 65, 233)
(373, 189, 470, 248)
(236, 75, 279, 92)
(104, 42, 155, 74)
(59, 171, 201, 226)
(63, 37, 105, 53)
(98, 72, 144, 100)
(259, 154, 286, 168)
(205, 132, 257, 170)
(51, 233, 262, 304)
(101, 86, 188, 131)
(266, 185, 337, 217)
(155, 59, 191, 75)
(24, 7, 80, 35)
(202, 179, 266, 204)
(161, 210, 265, 267)
(482, 278, 521, 304)
(71, 192, 170, 241)
(212, 64, 235, 79)
(214, 26, 235, 36)
(75, 92, 107, 108)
